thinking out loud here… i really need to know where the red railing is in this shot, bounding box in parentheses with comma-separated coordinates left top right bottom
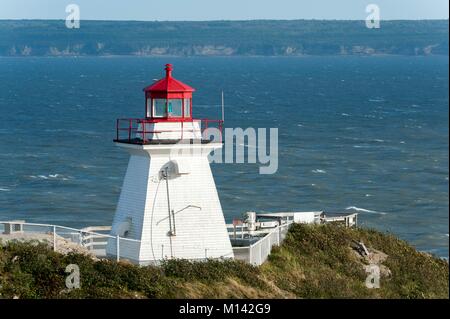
(115, 118, 224, 144)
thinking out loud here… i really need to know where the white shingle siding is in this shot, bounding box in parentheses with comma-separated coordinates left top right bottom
(106, 143, 234, 264)
(137, 121, 202, 140)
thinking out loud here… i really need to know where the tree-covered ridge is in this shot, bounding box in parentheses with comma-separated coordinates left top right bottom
(0, 19, 448, 56)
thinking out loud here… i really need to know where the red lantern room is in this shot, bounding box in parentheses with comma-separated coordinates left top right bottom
(115, 64, 223, 144)
(144, 64, 195, 121)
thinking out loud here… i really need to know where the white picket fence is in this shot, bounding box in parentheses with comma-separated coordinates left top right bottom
(232, 222, 292, 266)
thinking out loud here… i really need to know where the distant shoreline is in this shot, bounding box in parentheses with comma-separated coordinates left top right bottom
(0, 18, 448, 22)
(1, 19, 448, 57)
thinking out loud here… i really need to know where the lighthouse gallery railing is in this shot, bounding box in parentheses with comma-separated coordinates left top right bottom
(115, 118, 224, 144)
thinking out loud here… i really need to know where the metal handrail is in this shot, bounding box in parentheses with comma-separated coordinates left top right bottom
(230, 222, 293, 265)
(115, 118, 224, 143)
(0, 221, 140, 243)
(248, 222, 292, 249)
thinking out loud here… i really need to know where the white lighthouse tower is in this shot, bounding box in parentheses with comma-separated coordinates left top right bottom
(106, 64, 233, 264)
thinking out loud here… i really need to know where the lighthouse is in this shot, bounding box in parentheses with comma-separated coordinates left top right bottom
(106, 64, 234, 264)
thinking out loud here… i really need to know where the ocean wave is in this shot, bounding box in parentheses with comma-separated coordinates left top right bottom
(80, 164, 96, 169)
(44, 129, 98, 135)
(0, 187, 11, 192)
(368, 98, 385, 103)
(312, 169, 326, 174)
(346, 206, 387, 215)
(29, 174, 72, 181)
(24, 153, 47, 158)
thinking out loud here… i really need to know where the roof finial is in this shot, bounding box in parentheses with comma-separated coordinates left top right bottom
(165, 64, 173, 78)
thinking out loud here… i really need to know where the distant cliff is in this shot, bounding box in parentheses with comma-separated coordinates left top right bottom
(0, 20, 448, 57)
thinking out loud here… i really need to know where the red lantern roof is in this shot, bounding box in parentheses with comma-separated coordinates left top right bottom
(144, 64, 195, 93)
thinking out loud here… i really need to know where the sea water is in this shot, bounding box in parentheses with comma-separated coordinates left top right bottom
(0, 56, 448, 257)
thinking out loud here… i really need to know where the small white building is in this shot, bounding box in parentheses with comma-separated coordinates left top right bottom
(106, 64, 233, 264)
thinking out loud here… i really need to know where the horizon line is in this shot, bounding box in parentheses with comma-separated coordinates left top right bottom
(0, 18, 448, 22)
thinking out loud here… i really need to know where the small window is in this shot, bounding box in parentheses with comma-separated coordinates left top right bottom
(184, 98, 191, 118)
(146, 98, 152, 117)
(168, 99, 183, 117)
(153, 99, 167, 117)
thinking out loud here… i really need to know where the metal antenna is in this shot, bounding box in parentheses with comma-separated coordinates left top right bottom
(221, 90, 225, 124)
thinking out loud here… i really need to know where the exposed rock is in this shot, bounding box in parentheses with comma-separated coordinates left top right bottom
(0, 232, 95, 257)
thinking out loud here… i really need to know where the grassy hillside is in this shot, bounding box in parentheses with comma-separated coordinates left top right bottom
(0, 20, 448, 56)
(0, 224, 448, 299)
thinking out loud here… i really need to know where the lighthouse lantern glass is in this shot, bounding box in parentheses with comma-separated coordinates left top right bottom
(184, 98, 191, 117)
(153, 99, 167, 117)
(168, 99, 183, 117)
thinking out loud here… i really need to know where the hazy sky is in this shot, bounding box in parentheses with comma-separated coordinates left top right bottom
(0, 0, 448, 20)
